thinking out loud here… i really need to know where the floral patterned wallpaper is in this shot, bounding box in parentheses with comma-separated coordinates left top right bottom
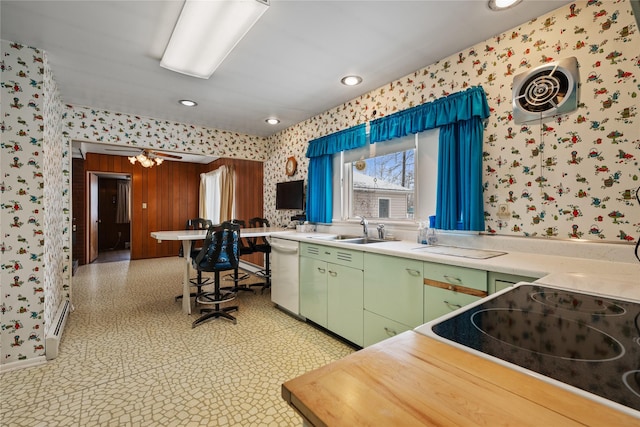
(63, 105, 268, 161)
(1, 40, 69, 366)
(43, 47, 70, 344)
(266, 0, 639, 242)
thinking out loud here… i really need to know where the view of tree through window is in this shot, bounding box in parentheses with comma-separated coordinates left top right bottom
(351, 149, 415, 220)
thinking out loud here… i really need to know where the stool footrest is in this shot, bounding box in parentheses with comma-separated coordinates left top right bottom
(196, 290, 236, 305)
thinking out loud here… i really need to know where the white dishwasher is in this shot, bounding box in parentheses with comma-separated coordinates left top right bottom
(268, 236, 300, 316)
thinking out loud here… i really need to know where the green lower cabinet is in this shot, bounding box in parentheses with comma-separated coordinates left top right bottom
(363, 253, 423, 347)
(299, 256, 328, 327)
(327, 264, 364, 346)
(423, 286, 483, 323)
(363, 253, 424, 328)
(300, 250, 364, 345)
(363, 310, 413, 347)
(423, 261, 487, 323)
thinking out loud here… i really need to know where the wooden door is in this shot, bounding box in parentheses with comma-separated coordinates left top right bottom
(88, 173, 99, 263)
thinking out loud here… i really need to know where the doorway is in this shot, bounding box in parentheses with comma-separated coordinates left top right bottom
(87, 172, 132, 263)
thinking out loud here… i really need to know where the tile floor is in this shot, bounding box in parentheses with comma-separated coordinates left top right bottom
(1, 257, 355, 426)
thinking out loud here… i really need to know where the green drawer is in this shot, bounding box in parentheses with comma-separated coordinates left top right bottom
(300, 242, 363, 269)
(424, 286, 483, 323)
(363, 309, 413, 347)
(423, 261, 487, 292)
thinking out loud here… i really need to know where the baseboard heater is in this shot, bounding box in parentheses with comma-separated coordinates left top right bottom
(45, 299, 71, 360)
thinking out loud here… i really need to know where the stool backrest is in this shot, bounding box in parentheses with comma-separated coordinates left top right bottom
(194, 221, 240, 272)
(248, 217, 270, 249)
(187, 218, 213, 230)
(179, 218, 213, 257)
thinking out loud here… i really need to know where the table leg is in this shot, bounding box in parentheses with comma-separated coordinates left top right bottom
(182, 240, 193, 315)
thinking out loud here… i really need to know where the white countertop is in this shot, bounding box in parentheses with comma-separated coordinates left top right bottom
(270, 230, 640, 300)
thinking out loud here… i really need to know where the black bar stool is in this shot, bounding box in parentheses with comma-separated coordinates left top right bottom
(191, 222, 240, 328)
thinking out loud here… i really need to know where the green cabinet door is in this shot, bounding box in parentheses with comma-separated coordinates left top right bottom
(299, 256, 328, 327)
(328, 264, 364, 346)
(363, 253, 424, 328)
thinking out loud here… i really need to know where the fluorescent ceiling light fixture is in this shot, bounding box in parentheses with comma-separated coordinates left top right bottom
(265, 118, 280, 125)
(179, 99, 197, 107)
(341, 75, 363, 86)
(161, 0, 270, 79)
(488, 0, 522, 11)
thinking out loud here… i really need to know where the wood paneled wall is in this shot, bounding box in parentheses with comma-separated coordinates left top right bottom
(74, 153, 264, 263)
(72, 158, 86, 265)
(82, 153, 205, 260)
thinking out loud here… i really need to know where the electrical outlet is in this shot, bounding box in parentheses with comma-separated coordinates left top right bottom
(497, 204, 511, 219)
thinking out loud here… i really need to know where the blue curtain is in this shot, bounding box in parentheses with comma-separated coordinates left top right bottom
(370, 87, 489, 143)
(370, 86, 489, 231)
(436, 124, 459, 230)
(306, 155, 333, 223)
(435, 117, 485, 231)
(306, 123, 367, 158)
(306, 124, 366, 223)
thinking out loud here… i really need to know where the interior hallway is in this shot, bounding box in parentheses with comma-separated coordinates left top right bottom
(1, 257, 355, 426)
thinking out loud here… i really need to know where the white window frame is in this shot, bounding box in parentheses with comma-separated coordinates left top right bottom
(332, 128, 439, 225)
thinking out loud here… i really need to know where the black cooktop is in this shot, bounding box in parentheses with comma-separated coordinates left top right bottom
(430, 284, 640, 414)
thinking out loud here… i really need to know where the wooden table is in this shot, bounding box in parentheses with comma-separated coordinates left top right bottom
(282, 331, 639, 426)
(151, 227, 285, 314)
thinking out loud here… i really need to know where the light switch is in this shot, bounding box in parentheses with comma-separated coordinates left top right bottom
(142, 203, 147, 209)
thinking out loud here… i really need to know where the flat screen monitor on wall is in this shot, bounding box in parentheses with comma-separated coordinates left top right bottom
(276, 180, 305, 210)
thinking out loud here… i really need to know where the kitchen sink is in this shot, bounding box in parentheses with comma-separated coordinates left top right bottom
(340, 237, 386, 244)
(308, 234, 361, 241)
(308, 235, 386, 244)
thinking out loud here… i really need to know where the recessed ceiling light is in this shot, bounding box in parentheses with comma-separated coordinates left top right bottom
(179, 99, 197, 107)
(488, 0, 522, 11)
(265, 118, 280, 125)
(341, 75, 363, 86)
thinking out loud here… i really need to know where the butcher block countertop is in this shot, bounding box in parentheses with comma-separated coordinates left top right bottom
(282, 331, 639, 426)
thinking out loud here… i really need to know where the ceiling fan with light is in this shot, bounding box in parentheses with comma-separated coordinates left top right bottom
(105, 147, 182, 168)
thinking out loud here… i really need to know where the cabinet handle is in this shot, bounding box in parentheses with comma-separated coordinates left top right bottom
(443, 275, 463, 285)
(324, 251, 332, 255)
(444, 300, 462, 309)
(384, 327, 397, 337)
(406, 268, 421, 276)
(328, 270, 337, 277)
(317, 267, 326, 273)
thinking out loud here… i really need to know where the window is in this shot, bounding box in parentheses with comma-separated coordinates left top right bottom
(332, 128, 439, 223)
(378, 198, 390, 218)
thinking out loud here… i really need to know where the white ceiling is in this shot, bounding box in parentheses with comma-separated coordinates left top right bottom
(1, 0, 571, 143)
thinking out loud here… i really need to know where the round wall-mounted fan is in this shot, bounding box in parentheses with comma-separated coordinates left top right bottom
(512, 57, 579, 124)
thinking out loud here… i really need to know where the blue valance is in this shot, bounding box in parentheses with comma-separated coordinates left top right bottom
(369, 86, 490, 143)
(306, 123, 367, 158)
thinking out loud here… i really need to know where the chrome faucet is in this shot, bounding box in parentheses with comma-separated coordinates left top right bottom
(377, 224, 385, 239)
(357, 216, 368, 237)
